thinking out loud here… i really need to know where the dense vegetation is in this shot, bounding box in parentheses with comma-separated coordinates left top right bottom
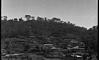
(1, 15, 98, 54)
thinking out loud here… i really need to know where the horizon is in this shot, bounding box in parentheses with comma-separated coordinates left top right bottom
(1, 15, 97, 29)
(2, 0, 98, 29)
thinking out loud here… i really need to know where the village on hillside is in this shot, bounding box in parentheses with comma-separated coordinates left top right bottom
(1, 15, 98, 60)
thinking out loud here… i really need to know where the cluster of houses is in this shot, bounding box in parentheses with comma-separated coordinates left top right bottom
(42, 39, 86, 58)
(1, 39, 87, 60)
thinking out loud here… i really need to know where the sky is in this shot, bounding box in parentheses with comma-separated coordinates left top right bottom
(2, 0, 98, 28)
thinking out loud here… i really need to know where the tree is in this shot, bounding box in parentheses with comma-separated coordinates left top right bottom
(37, 16, 44, 21)
(19, 17, 23, 21)
(51, 17, 61, 22)
(25, 15, 31, 21)
(44, 17, 47, 21)
(14, 18, 18, 21)
(3, 16, 7, 21)
(31, 16, 35, 20)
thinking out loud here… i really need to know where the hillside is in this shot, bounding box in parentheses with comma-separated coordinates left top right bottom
(1, 15, 98, 54)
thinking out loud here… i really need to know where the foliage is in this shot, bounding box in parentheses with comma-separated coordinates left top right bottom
(1, 15, 98, 53)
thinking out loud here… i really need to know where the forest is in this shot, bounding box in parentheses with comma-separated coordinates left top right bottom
(1, 15, 98, 54)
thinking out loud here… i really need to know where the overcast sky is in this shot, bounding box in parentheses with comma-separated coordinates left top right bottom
(2, 0, 98, 28)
